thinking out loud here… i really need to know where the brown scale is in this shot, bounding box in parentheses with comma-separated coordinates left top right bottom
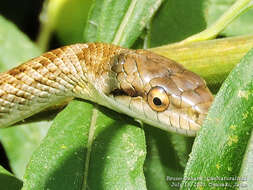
(108, 49, 213, 129)
(0, 43, 213, 135)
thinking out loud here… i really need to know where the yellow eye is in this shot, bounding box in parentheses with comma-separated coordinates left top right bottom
(147, 86, 170, 112)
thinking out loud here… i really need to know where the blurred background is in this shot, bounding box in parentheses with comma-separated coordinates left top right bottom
(0, 0, 43, 41)
(0, 0, 44, 173)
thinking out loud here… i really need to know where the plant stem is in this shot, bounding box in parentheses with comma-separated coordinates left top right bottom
(181, 0, 253, 44)
(150, 35, 253, 90)
(37, 0, 67, 51)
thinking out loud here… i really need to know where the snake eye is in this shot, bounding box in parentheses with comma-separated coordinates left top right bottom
(147, 86, 170, 112)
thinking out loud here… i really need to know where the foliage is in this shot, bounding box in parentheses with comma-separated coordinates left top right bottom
(0, 0, 253, 189)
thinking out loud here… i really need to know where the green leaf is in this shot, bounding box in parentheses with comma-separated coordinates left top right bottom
(23, 100, 146, 190)
(169, 134, 194, 169)
(206, 0, 253, 37)
(87, 107, 146, 189)
(54, 0, 93, 44)
(0, 15, 50, 179)
(144, 127, 191, 190)
(0, 15, 41, 71)
(24, 0, 166, 188)
(38, 0, 93, 49)
(22, 100, 91, 190)
(0, 121, 50, 179)
(0, 165, 23, 190)
(84, 0, 163, 47)
(238, 130, 253, 189)
(181, 48, 253, 189)
(150, 0, 207, 47)
(151, 35, 253, 91)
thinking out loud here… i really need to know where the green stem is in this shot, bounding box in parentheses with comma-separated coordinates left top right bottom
(143, 21, 152, 49)
(36, 0, 52, 51)
(151, 35, 253, 90)
(36, 0, 67, 51)
(36, 22, 53, 52)
(181, 0, 253, 44)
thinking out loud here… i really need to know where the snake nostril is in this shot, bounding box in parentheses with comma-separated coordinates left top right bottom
(194, 101, 212, 115)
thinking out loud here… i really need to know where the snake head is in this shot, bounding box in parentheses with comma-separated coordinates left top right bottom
(106, 49, 214, 136)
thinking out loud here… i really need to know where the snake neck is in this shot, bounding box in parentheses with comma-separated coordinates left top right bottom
(0, 43, 127, 127)
(65, 43, 131, 101)
(0, 42, 213, 136)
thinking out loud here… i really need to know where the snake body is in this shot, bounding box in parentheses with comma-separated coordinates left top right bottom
(0, 43, 213, 136)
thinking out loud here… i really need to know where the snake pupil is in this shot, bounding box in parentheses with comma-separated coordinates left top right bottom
(153, 97, 162, 106)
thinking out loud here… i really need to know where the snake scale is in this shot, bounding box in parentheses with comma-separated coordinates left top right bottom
(0, 43, 213, 136)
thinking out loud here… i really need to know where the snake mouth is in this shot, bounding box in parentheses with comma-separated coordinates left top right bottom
(90, 48, 214, 136)
(156, 102, 211, 136)
(101, 81, 213, 136)
(102, 93, 211, 136)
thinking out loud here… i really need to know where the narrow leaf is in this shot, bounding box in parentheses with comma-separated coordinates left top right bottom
(238, 130, 253, 189)
(151, 35, 253, 90)
(0, 121, 51, 179)
(87, 107, 146, 189)
(84, 0, 132, 43)
(24, 0, 166, 188)
(0, 15, 41, 71)
(22, 100, 92, 190)
(206, 0, 253, 36)
(38, 0, 93, 47)
(149, 0, 207, 47)
(55, 0, 93, 45)
(0, 15, 51, 179)
(22, 101, 147, 190)
(181, 48, 253, 189)
(84, 0, 163, 47)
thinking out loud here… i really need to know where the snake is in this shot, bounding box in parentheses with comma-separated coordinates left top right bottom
(0, 43, 213, 136)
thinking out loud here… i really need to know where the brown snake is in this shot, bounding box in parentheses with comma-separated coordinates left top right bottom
(0, 43, 213, 136)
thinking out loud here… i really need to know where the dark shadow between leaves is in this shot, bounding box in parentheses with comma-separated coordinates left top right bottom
(150, 0, 206, 46)
(43, 146, 88, 190)
(0, 144, 12, 173)
(0, 173, 23, 190)
(144, 126, 194, 189)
